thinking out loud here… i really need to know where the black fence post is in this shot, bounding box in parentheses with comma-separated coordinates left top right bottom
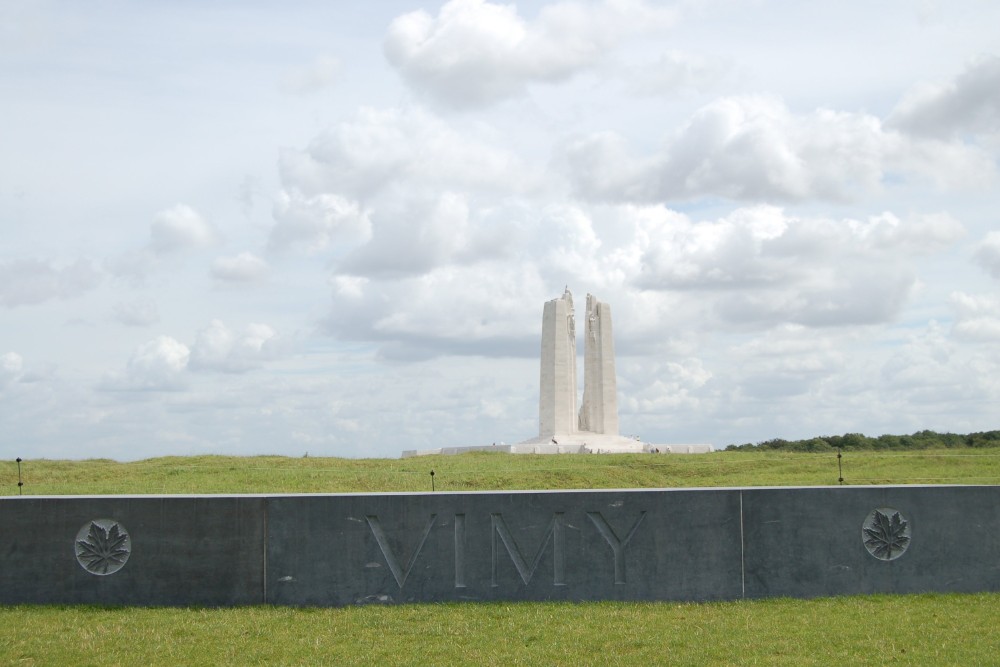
(430, 469, 435, 492)
(837, 448, 843, 485)
(16, 457, 23, 495)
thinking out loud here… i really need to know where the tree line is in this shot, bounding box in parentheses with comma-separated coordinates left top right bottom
(725, 430, 1000, 452)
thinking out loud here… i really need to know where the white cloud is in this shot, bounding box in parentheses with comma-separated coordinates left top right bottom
(211, 252, 269, 282)
(620, 357, 712, 415)
(325, 261, 547, 359)
(384, 0, 676, 108)
(974, 231, 1000, 279)
(338, 191, 517, 278)
(868, 211, 965, 254)
(320, 201, 960, 361)
(279, 106, 536, 201)
(122, 335, 190, 390)
(561, 95, 996, 203)
(879, 322, 987, 405)
(279, 55, 340, 95)
(149, 204, 215, 254)
(887, 54, 1000, 139)
(630, 205, 950, 327)
(0, 258, 103, 307)
(268, 190, 369, 254)
(188, 320, 280, 373)
(950, 291, 1000, 341)
(0, 352, 23, 389)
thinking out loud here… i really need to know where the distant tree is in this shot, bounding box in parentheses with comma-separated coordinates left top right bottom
(724, 429, 1000, 452)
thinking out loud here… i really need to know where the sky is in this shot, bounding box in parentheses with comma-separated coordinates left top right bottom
(2, 0, 999, 461)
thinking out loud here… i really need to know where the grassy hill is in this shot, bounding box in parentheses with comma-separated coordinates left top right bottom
(6, 447, 1000, 495)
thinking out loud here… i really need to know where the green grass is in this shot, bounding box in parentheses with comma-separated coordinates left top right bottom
(5, 448, 1000, 495)
(3, 452, 999, 665)
(1, 594, 997, 666)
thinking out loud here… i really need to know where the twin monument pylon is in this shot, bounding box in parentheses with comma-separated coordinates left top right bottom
(537, 288, 621, 443)
(401, 288, 713, 456)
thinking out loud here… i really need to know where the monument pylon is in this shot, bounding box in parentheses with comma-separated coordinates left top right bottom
(538, 287, 577, 438)
(536, 288, 622, 444)
(579, 293, 619, 435)
(401, 288, 715, 455)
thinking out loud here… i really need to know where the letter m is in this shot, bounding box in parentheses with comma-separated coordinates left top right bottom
(491, 512, 565, 587)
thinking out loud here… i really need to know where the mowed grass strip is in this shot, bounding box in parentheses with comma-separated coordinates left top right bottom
(1, 594, 997, 666)
(5, 449, 1000, 495)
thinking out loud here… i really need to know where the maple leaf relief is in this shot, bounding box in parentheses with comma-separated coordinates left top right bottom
(76, 521, 130, 575)
(863, 509, 910, 560)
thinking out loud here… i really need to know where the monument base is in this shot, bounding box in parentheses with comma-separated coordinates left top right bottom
(401, 433, 712, 458)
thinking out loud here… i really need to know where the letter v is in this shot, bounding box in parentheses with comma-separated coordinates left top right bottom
(365, 514, 437, 589)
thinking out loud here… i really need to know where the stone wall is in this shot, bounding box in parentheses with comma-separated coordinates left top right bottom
(1, 486, 997, 605)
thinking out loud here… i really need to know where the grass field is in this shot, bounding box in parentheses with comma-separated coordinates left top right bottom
(2, 450, 999, 665)
(1, 594, 998, 666)
(6, 448, 1000, 495)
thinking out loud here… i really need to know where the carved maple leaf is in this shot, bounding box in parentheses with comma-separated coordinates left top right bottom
(863, 510, 910, 560)
(76, 521, 129, 574)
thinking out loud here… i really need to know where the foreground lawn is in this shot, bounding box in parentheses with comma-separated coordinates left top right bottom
(5, 448, 1000, 495)
(1, 594, 997, 666)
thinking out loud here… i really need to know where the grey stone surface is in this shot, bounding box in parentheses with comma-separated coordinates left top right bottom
(265, 489, 743, 605)
(741, 486, 1000, 598)
(1, 485, 998, 606)
(0, 496, 264, 605)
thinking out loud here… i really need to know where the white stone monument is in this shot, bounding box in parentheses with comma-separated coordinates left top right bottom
(522, 288, 646, 452)
(401, 288, 713, 456)
(578, 293, 618, 436)
(538, 288, 578, 439)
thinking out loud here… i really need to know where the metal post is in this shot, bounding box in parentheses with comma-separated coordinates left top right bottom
(430, 470, 435, 492)
(837, 448, 843, 485)
(16, 457, 23, 495)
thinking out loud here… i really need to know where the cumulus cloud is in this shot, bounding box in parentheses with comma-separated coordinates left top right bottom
(103, 320, 282, 391)
(123, 335, 190, 390)
(634, 205, 950, 327)
(320, 199, 957, 362)
(149, 204, 215, 254)
(279, 55, 340, 95)
(188, 320, 280, 373)
(950, 291, 1000, 341)
(879, 322, 983, 404)
(338, 191, 519, 278)
(560, 95, 996, 204)
(325, 261, 546, 360)
(211, 252, 269, 282)
(268, 190, 370, 254)
(974, 231, 1000, 279)
(0, 258, 103, 307)
(274, 107, 538, 271)
(0, 352, 23, 389)
(887, 54, 1000, 139)
(279, 106, 536, 201)
(384, 0, 676, 108)
(620, 356, 712, 415)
